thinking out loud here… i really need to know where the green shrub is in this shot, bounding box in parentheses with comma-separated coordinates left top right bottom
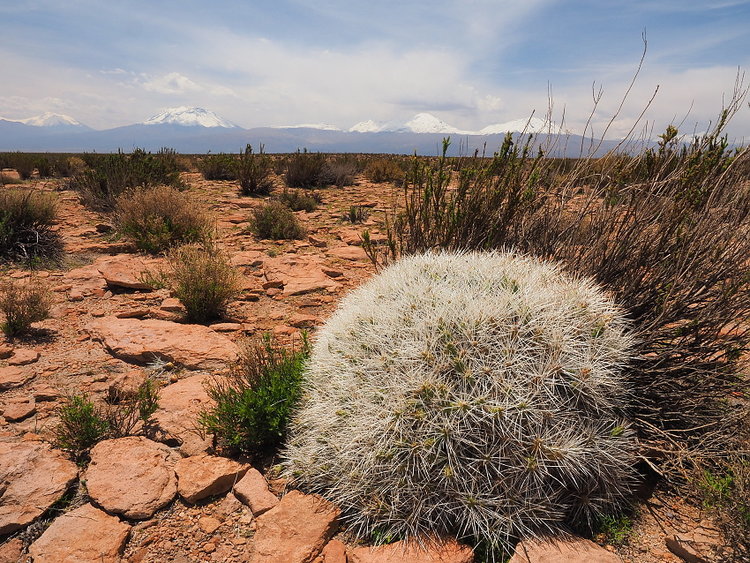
(0, 189, 59, 261)
(0, 279, 52, 337)
(198, 153, 237, 181)
(200, 335, 309, 453)
(69, 148, 183, 210)
(150, 244, 242, 323)
(250, 201, 306, 240)
(344, 205, 370, 224)
(285, 251, 637, 550)
(364, 158, 405, 183)
(237, 144, 274, 196)
(114, 185, 214, 253)
(285, 149, 327, 188)
(277, 188, 321, 212)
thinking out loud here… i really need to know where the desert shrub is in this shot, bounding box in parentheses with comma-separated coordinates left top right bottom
(34, 156, 53, 178)
(285, 251, 637, 549)
(0, 279, 52, 337)
(319, 157, 358, 187)
(236, 144, 274, 196)
(0, 189, 59, 261)
(200, 335, 309, 454)
(285, 149, 327, 188)
(69, 148, 183, 210)
(7, 153, 36, 180)
(53, 381, 160, 457)
(376, 124, 750, 489)
(150, 244, 242, 323)
(114, 185, 214, 253)
(277, 188, 321, 212)
(250, 201, 306, 240)
(344, 205, 370, 224)
(198, 152, 237, 181)
(364, 158, 405, 184)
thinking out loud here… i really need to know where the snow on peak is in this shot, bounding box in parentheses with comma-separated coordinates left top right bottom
(274, 122, 341, 131)
(402, 113, 464, 134)
(18, 112, 83, 127)
(479, 117, 550, 135)
(349, 120, 384, 133)
(143, 106, 237, 128)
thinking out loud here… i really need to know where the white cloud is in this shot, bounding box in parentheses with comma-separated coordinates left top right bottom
(140, 72, 202, 95)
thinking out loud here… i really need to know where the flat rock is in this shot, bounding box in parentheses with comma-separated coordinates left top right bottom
(86, 436, 178, 519)
(233, 468, 279, 516)
(349, 540, 474, 563)
(7, 348, 38, 366)
(107, 369, 147, 401)
(28, 503, 130, 563)
(0, 366, 33, 391)
(0, 344, 12, 359)
(509, 538, 623, 563)
(250, 490, 340, 563)
(63, 263, 108, 299)
(2, 399, 36, 422)
(151, 374, 215, 455)
(230, 251, 265, 268)
(328, 245, 368, 261)
(315, 539, 347, 563)
(0, 537, 24, 562)
(86, 317, 239, 369)
(175, 454, 248, 504)
(0, 442, 78, 534)
(95, 255, 156, 290)
(264, 255, 340, 295)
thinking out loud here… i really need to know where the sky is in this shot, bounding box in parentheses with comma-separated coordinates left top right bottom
(1, 0, 750, 139)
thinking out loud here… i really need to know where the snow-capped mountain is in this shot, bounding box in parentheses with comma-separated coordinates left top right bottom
(348, 113, 549, 135)
(479, 117, 550, 135)
(143, 107, 237, 128)
(349, 120, 383, 133)
(274, 123, 341, 131)
(400, 113, 468, 134)
(2, 112, 88, 128)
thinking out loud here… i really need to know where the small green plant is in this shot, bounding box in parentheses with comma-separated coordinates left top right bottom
(0, 279, 52, 337)
(200, 334, 309, 453)
(53, 395, 110, 455)
(250, 201, 306, 240)
(277, 188, 321, 212)
(105, 378, 160, 438)
(344, 205, 370, 224)
(198, 152, 238, 181)
(594, 513, 634, 545)
(149, 243, 242, 323)
(114, 185, 214, 253)
(0, 189, 59, 261)
(284, 149, 327, 188)
(237, 144, 274, 196)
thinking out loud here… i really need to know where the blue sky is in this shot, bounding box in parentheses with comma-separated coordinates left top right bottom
(2, 0, 750, 138)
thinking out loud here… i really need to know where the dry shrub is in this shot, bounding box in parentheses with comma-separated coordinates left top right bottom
(0, 189, 59, 261)
(250, 201, 306, 240)
(364, 158, 405, 184)
(284, 149, 327, 188)
(0, 278, 52, 337)
(320, 157, 359, 187)
(375, 112, 750, 495)
(114, 185, 214, 253)
(198, 153, 238, 181)
(277, 188, 321, 212)
(149, 244, 242, 323)
(237, 144, 274, 196)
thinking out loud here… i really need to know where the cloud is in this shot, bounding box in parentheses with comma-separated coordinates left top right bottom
(141, 72, 202, 95)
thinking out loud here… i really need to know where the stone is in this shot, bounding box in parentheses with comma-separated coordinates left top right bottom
(0, 366, 33, 391)
(0, 537, 24, 562)
(230, 251, 265, 268)
(175, 454, 248, 504)
(95, 255, 155, 290)
(337, 228, 366, 246)
(0, 442, 78, 534)
(289, 313, 321, 329)
(86, 317, 239, 369)
(264, 255, 340, 296)
(160, 297, 186, 313)
(328, 245, 368, 261)
(349, 540, 474, 563)
(317, 539, 347, 563)
(233, 468, 279, 516)
(198, 515, 223, 534)
(509, 538, 623, 563)
(33, 384, 59, 401)
(0, 344, 13, 359)
(63, 264, 108, 299)
(107, 369, 147, 401)
(2, 399, 36, 422)
(250, 490, 340, 563)
(7, 348, 39, 366)
(151, 374, 215, 455)
(28, 503, 130, 563)
(308, 235, 328, 248)
(85, 437, 178, 520)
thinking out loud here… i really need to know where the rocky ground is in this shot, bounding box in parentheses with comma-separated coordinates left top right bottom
(0, 171, 729, 562)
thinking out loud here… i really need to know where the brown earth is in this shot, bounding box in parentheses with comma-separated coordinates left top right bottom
(0, 171, 730, 562)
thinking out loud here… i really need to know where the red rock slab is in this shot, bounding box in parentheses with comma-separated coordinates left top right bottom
(1, 398, 36, 422)
(264, 255, 340, 296)
(509, 538, 623, 563)
(175, 454, 248, 504)
(250, 490, 340, 563)
(328, 245, 368, 261)
(314, 539, 347, 563)
(7, 348, 39, 366)
(151, 374, 215, 455)
(94, 255, 158, 290)
(0, 442, 78, 534)
(85, 317, 239, 369)
(0, 366, 34, 391)
(85, 436, 178, 520)
(28, 503, 131, 563)
(233, 467, 279, 516)
(349, 540, 475, 563)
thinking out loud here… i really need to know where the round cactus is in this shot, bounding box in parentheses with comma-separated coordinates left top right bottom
(284, 251, 637, 548)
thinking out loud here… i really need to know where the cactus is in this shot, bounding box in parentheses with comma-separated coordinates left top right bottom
(284, 251, 637, 549)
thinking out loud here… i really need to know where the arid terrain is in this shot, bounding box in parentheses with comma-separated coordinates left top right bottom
(0, 168, 733, 562)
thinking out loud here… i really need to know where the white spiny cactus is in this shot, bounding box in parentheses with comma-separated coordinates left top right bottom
(284, 250, 637, 548)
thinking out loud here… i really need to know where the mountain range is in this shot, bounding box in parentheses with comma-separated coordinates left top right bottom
(0, 107, 619, 156)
